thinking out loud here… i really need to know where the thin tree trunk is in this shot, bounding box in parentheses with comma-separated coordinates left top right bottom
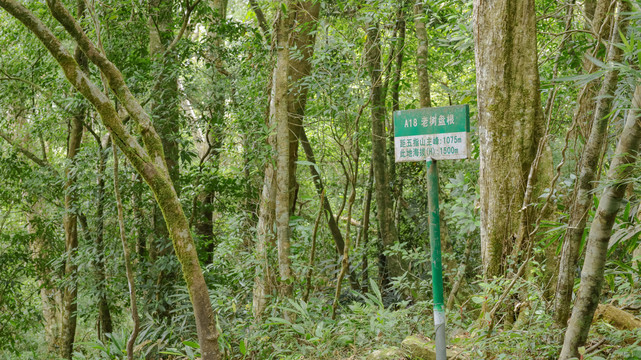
(332, 108, 361, 318)
(447, 235, 473, 310)
(414, 0, 431, 108)
(559, 82, 641, 360)
(367, 20, 403, 282)
(93, 135, 113, 340)
(0, 2, 222, 356)
(61, 17, 86, 355)
(388, 3, 406, 231)
(303, 193, 324, 302)
(554, 7, 627, 326)
(112, 141, 140, 360)
(132, 174, 146, 257)
(300, 127, 345, 253)
(359, 163, 374, 292)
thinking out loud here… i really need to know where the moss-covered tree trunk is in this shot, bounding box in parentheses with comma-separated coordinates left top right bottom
(0, 1, 222, 357)
(559, 83, 641, 360)
(473, 0, 544, 277)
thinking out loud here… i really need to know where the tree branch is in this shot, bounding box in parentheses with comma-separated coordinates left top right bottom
(0, 130, 58, 174)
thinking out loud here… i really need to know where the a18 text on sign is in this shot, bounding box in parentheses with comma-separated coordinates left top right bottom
(393, 104, 470, 162)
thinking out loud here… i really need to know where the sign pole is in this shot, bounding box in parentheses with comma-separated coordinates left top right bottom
(426, 158, 446, 360)
(393, 104, 468, 359)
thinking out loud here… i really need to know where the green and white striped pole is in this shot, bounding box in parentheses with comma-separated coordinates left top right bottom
(426, 158, 446, 360)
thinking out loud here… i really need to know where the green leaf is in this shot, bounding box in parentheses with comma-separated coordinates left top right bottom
(160, 350, 185, 356)
(239, 339, 247, 355)
(183, 340, 200, 349)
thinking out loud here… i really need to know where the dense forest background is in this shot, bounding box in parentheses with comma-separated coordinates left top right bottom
(0, 0, 641, 359)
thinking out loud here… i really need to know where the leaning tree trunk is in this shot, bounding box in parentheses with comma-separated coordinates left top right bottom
(554, 6, 627, 326)
(366, 20, 403, 281)
(473, 0, 545, 277)
(559, 83, 641, 360)
(0, 1, 222, 357)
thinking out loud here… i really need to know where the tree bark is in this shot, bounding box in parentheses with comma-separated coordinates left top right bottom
(473, 0, 545, 277)
(559, 84, 641, 360)
(274, 1, 294, 299)
(287, 0, 321, 213)
(359, 163, 374, 292)
(92, 135, 113, 341)
(366, 20, 403, 281)
(0, 1, 222, 357)
(554, 7, 627, 326)
(413, 0, 431, 108)
(61, 13, 87, 353)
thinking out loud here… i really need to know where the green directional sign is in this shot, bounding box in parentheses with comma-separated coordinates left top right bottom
(393, 104, 470, 162)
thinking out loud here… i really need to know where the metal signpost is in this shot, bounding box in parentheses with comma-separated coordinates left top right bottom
(393, 104, 470, 360)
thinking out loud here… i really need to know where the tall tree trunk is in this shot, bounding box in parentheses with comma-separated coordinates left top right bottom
(473, 0, 544, 277)
(388, 3, 406, 233)
(413, 0, 431, 108)
(274, 1, 294, 298)
(367, 20, 403, 281)
(553, 7, 627, 326)
(61, 14, 87, 354)
(252, 140, 277, 317)
(559, 80, 641, 360)
(0, 1, 222, 356)
(93, 135, 113, 340)
(287, 0, 321, 212)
